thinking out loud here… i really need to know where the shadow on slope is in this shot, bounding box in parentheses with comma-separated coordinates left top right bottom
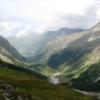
(48, 36, 100, 69)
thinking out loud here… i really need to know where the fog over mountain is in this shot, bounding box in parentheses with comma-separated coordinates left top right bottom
(0, 0, 99, 57)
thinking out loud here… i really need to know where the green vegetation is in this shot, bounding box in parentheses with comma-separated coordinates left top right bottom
(0, 66, 94, 100)
(0, 23, 100, 99)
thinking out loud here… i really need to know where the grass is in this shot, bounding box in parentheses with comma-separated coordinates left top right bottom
(0, 65, 94, 100)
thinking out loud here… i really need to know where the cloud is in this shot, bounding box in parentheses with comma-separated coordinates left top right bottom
(0, 0, 99, 36)
(60, 4, 99, 29)
(44, 0, 100, 31)
(0, 0, 93, 18)
(0, 20, 34, 37)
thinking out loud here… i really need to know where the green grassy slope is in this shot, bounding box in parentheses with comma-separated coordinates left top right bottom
(0, 64, 94, 100)
(47, 28, 100, 77)
(73, 62, 100, 91)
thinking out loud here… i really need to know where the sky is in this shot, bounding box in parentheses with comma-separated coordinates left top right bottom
(0, 0, 99, 37)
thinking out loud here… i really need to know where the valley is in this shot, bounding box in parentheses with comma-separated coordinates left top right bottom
(0, 0, 100, 99)
(0, 23, 100, 100)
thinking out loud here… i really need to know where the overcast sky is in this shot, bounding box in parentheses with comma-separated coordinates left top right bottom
(0, 0, 100, 37)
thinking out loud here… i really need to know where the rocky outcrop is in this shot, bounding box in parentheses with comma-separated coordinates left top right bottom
(0, 80, 41, 100)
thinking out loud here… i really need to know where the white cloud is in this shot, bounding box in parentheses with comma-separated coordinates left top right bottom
(0, 0, 99, 36)
(0, 20, 34, 37)
(2, 0, 94, 18)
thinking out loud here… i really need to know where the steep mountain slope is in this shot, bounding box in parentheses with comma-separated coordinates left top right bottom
(73, 62, 100, 91)
(47, 22, 100, 90)
(32, 28, 84, 63)
(0, 36, 26, 66)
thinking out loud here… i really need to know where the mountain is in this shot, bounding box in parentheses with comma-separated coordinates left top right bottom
(6, 27, 84, 59)
(47, 22, 100, 91)
(0, 36, 93, 100)
(2, 21, 100, 93)
(0, 36, 26, 66)
(31, 28, 85, 63)
(26, 22, 100, 93)
(0, 35, 48, 77)
(44, 28, 84, 38)
(0, 21, 96, 99)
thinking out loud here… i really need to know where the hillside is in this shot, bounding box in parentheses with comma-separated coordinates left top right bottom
(28, 23, 100, 92)
(46, 22, 100, 90)
(0, 21, 100, 99)
(25, 22, 100, 93)
(0, 60, 95, 100)
(31, 28, 85, 63)
(0, 36, 26, 66)
(0, 35, 96, 100)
